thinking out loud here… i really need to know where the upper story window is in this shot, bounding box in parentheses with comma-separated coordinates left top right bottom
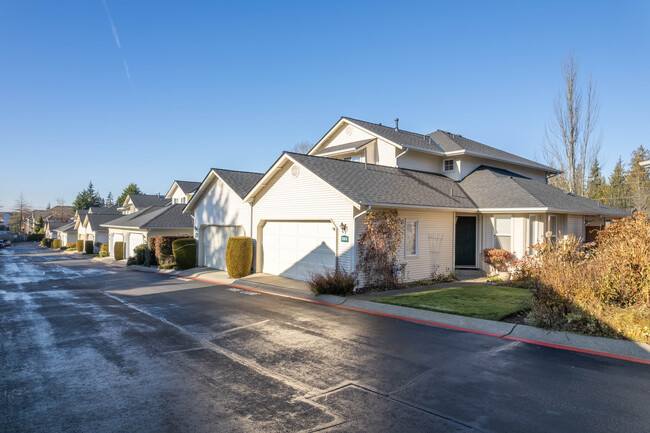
(173, 197, 186, 204)
(344, 155, 361, 162)
(443, 159, 454, 172)
(405, 221, 418, 256)
(494, 215, 511, 250)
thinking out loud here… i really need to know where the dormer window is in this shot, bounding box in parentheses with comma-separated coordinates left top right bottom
(344, 156, 361, 162)
(443, 159, 454, 172)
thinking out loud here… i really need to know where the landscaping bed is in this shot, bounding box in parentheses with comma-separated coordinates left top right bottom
(374, 284, 533, 321)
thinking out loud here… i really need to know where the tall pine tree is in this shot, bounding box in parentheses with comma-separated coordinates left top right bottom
(116, 183, 143, 206)
(608, 158, 630, 209)
(586, 159, 608, 202)
(72, 181, 104, 211)
(627, 146, 650, 212)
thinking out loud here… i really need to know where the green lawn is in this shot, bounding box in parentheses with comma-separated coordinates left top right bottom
(374, 285, 533, 321)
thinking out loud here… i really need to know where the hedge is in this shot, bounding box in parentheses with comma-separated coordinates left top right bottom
(66, 242, 76, 249)
(28, 233, 45, 242)
(52, 239, 61, 249)
(172, 238, 196, 270)
(114, 241, 124, 261)
(42, 238, 53, 248)
(225, 237, 253, 278)
(154, 235, 192, 264)
(84, 240, 94, 254)
(134, 244, 147, 265)
(76, 239, 84, 252)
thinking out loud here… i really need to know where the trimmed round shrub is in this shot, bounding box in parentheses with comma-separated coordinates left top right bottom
(99, 243, 109, 257)
(225, 237, 253, 278)
(43, 238, 53, 248)
(114, 241, 124, 261)
(172, 238, 196, 270)
(76, 239, 84, 252)
(40, 238, 46, 246)
(84, 240, 93, 254)
(134, 244, 146, 265)
(52, 239, 61, 249)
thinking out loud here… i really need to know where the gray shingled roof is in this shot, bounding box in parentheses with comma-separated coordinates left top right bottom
(86, 213, 122, 231)
(175, 180, 202, 195)
(212, 169, 264, 199)
(343, 117, 443, 152)
(287, 152, 475, 209)
(54, 221, 76, 233)
(96, 204, 122, 215)
(46, 220, 67, 230)
(460, 166, 628, 216)
(101, 204, 192, 229)
(342, 117, 557, 173)
(314, 139, 374, 156)
(128, 194, 171, 209)
(429, 130, 555, 171)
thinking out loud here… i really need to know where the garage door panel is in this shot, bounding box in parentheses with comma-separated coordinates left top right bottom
(262, 221, 336, 282)
(202, 226, 242, 270)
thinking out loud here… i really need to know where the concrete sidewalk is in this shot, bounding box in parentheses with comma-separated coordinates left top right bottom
(91, 256, 650, 364)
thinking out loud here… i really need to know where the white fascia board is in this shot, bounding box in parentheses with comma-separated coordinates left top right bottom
(183, 170, 217, 214)
(315, 140, 374, 157)
(477, 207, 548, 213)
(164, 182, 179, 199)
(361, 201, 477, 212)
(309, 118, 403, 155)
(243, 156, 289, 203)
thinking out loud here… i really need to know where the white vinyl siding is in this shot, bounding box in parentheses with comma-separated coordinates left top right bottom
(251, 162, 355, 276)
(567, 215, 584, 240)
(355, 209, 454, 282)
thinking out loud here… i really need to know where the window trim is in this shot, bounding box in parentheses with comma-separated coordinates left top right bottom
(443, 159, 454, 172)
(493, 214, 512, 251)
(528, 214, 538, 254)
(548, 214, 558, 243)
(405, 220, 418, 256)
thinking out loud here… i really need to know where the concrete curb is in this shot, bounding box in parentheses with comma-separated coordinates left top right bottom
(88, 257, 650, 365)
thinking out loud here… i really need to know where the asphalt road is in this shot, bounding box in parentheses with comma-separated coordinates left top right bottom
(1, 243, 649, 432)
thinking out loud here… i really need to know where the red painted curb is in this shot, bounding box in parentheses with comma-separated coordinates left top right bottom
(90, 258, 650, 365)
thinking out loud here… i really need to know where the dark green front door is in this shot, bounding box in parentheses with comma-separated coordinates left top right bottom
(455, 216, 476, 267)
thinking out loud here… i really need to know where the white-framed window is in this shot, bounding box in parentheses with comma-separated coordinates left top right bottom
(528, 215, 538, 254)
(405, 220, 418, 256)
(344, 155, 361, 162)
(443, 159, 454, 172)
(173, 197, 186, 204)
(494, 215, 511, 250)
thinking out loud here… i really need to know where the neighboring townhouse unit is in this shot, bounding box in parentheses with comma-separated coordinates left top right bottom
(54, 221, 78, 246)
(183, 169, 263, 270)
(44, 220, 68, 239)
(26, 206, 74, 233)
(187, 117, 628, 282)
(118, 194, 170, 215)
(76, 205, 121, 246)
(165, 180, 201, 204)
(0, 212, 12, 228)
(102, 204, 193, 258)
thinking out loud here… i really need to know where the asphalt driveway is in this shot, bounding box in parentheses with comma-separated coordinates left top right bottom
(1, 243, 649, 432)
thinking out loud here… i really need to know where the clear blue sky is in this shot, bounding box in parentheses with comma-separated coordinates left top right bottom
(1, 0, 649, 211)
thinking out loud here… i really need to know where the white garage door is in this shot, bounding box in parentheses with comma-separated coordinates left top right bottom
(262, 221, 336, 281)
(202, 226, 243, 270)
(128, 233, 145, 257)
(112, 234, 124, 256)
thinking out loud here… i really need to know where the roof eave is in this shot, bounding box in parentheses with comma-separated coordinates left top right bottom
(360, 201, 476, 212)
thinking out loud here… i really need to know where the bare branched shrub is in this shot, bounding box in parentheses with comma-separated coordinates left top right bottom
(308, 269, 356, 296)
(357, 209, 404, 290)
(595, 213, 650, 306)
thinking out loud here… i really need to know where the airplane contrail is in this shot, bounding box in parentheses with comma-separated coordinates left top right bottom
(102, 0, 131, 84)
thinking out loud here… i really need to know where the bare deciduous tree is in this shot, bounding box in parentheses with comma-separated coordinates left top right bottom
(13, 192, 31, 234)
(290, 141, 313, 154)
(544, 53, 600, 196)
